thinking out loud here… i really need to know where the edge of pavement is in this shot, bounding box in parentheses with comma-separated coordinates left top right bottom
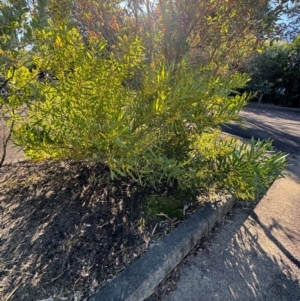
(245, 102, 300, 112)
(88, 195, 236, 301)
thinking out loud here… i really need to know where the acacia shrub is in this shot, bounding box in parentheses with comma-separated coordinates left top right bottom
(8, 26, 286, 200)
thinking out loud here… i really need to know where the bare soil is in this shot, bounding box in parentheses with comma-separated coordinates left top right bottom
(0, 160, 201, 301)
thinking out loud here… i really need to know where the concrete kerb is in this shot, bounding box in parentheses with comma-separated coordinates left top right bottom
(89, 195, 236, 301)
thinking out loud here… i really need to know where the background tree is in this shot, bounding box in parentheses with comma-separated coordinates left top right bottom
(239, 43, 289, 103)
(239, 35, 300, 107)
(56, 0, 292, 66)
(282, 35, 300, 106)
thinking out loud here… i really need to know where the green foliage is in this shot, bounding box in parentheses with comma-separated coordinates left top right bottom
(0, 0, 287, 200)
(6, 25, 286, 200)
(239, 43, 289, 103)
(240, 37, 300, 107)
(146, 195, 185, 220)
(0, 0, 49, 168)
(67, 0, 289, 70)
(0, 0, 48, 54)
(0, 0, 49, 106)
(282, 35, 300, 106)
(194, 133, 286, 199)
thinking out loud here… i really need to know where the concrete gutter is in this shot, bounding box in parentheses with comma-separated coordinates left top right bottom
(89, 195, 236, 301)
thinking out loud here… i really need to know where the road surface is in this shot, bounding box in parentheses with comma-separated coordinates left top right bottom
(222, 104, 300, 154)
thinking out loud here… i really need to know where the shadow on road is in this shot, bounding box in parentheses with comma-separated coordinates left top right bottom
(224, 208, 300, 301)
(162, 198, 300, 301)
(222, 106, 300, 154)
(250, 211, 300, 269)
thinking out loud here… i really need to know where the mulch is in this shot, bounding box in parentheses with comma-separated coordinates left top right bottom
(0, 160, 202, 301)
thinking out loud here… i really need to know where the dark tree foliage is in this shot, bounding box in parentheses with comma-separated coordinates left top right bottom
(240, 36, 300, 108)
(282, 36, 300, 106)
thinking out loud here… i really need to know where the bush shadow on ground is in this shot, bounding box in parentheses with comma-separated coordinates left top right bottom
(0, 160, 194, 301)
(226, 206, 300, 300)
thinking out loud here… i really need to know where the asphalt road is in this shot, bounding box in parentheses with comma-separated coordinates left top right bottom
(221, 104, 300, 154)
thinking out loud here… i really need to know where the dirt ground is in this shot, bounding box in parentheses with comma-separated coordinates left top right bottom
(0, 160, 202, 301)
